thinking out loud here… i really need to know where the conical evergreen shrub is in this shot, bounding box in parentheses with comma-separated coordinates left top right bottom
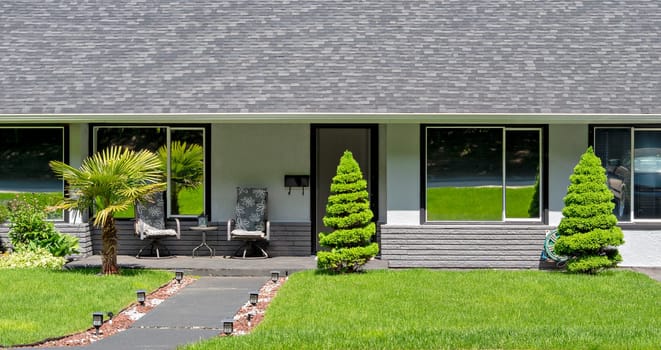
(317, 150, 379, 273)
(555, 147, 624, 273)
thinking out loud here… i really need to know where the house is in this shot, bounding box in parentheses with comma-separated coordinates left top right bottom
(1, 1, 660, 268)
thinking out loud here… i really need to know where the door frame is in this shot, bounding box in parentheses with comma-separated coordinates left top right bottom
(310, 124, 379, 254)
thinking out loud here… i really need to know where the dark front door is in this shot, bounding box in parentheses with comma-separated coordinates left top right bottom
(312, 126, 377, 253)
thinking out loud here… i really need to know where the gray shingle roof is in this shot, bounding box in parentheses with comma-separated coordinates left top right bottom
(1, 0, 660, 115)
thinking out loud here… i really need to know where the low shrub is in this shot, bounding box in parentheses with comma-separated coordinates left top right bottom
(7, 194, 79, 257)
(0, 203, 9, 223)
(0, 248, 66, 270)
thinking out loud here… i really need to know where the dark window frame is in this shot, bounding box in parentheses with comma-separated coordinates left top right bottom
(590, 124, 661, 227)
(0, 125, 69, 221)
(420, 124, 548, 225)
(90, 123, 211, 220)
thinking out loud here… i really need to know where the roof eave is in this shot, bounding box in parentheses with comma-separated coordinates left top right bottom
(0, 112, 660, 124)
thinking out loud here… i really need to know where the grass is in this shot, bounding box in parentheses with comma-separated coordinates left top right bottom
(427, 186, 535, 220)
(0, 268, 173, 346)
(184, 269, 661, 350)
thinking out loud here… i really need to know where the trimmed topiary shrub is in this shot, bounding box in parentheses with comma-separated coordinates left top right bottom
(317, 150, 379, 273)
(555, 147, 624, 273)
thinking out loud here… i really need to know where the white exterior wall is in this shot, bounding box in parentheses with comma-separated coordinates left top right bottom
(68, 123, 89, 224)
(64, 121, 661, 266)
(211, 123, 310, 222)
(620, 231, 661, 267)
(547, 124, 588, 226)
(69, 123, 89, 169)
(385, 124, 420, 225)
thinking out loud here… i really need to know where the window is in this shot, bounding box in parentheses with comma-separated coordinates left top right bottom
(0, 127, 65, 220)
(94, 126, 206, 218)
(594, 127, 661, 222)
(424, 126, 542, 222)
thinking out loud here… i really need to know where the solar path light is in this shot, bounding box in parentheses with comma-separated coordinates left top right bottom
(270, 271, 280, 283)
(222, 319, 234, 335)
(249, 291, 259, 306)
(92, 312, 104, 335)
(137, 290, 146, 305)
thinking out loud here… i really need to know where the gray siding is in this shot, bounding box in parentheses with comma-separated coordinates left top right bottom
(381, 225, 551, 269)
(91, 221, 311, 258)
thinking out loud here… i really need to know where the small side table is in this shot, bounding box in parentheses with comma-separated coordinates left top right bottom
(190, 226, 217, 258)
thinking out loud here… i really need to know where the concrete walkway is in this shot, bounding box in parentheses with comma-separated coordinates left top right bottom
(85, 276, 266, 350)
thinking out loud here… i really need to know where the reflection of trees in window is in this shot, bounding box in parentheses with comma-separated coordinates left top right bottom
(0, 128, 63, 183)
(159, 140, 204, 215)
(94, 126, 205, 217)
(0, 127, 65, 220)
(427, 128, 502, 181)
(506, 130, 541, 219)
(426, 127, 542, 221)
(96, 127, 166, 152)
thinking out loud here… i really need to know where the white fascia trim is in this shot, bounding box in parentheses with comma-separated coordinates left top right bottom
(1, 112, 661, 124)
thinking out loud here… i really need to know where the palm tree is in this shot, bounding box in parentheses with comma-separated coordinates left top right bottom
(50, 146, 165, 275)
(158, 141, 204, 215)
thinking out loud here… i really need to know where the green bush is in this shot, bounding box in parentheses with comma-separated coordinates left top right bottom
(7, 195, 79, 257)
(0, 203, 9, 224)
(0, 248, 67, 270)
(555, 147, 624, 273)
(317, 150, 379, 273)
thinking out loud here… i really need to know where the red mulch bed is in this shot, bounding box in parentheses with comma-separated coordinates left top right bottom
(18, 276, 285, 347)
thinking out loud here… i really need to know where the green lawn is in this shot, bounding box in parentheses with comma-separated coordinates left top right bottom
(0, 268, 173, 346)
(184, 269, 661, 350)
(427, 186, 536, 220)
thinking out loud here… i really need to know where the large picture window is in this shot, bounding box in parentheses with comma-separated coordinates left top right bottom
(425, 126, 542, 222)
(94, 126, 206, 218)
(594, 127, 661, 222)
(0, 127, 65, 220)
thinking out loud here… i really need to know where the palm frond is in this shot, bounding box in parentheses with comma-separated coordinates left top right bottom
(50, 145, 167, 228)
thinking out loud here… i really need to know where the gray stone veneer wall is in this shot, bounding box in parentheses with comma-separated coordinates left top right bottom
(380, 225, 551, 269)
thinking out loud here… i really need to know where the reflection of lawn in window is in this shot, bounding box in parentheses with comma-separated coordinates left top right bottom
(427, 186, 534, 221)
(113, 187, 204, 219)
(177, 187, 203, 216)
(0, 192, 64, 220)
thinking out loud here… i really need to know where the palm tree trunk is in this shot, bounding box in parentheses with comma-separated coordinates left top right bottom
(101, 217, 120, 275)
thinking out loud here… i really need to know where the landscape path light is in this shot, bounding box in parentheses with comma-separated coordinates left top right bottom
(270, 270, 280, 283)
(92, 312, 104, 335)
(249, 291, 259, 306)
(222, 319, 234, 335)
(137, 290, 146, 305)
(175, 270, 184, 283)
